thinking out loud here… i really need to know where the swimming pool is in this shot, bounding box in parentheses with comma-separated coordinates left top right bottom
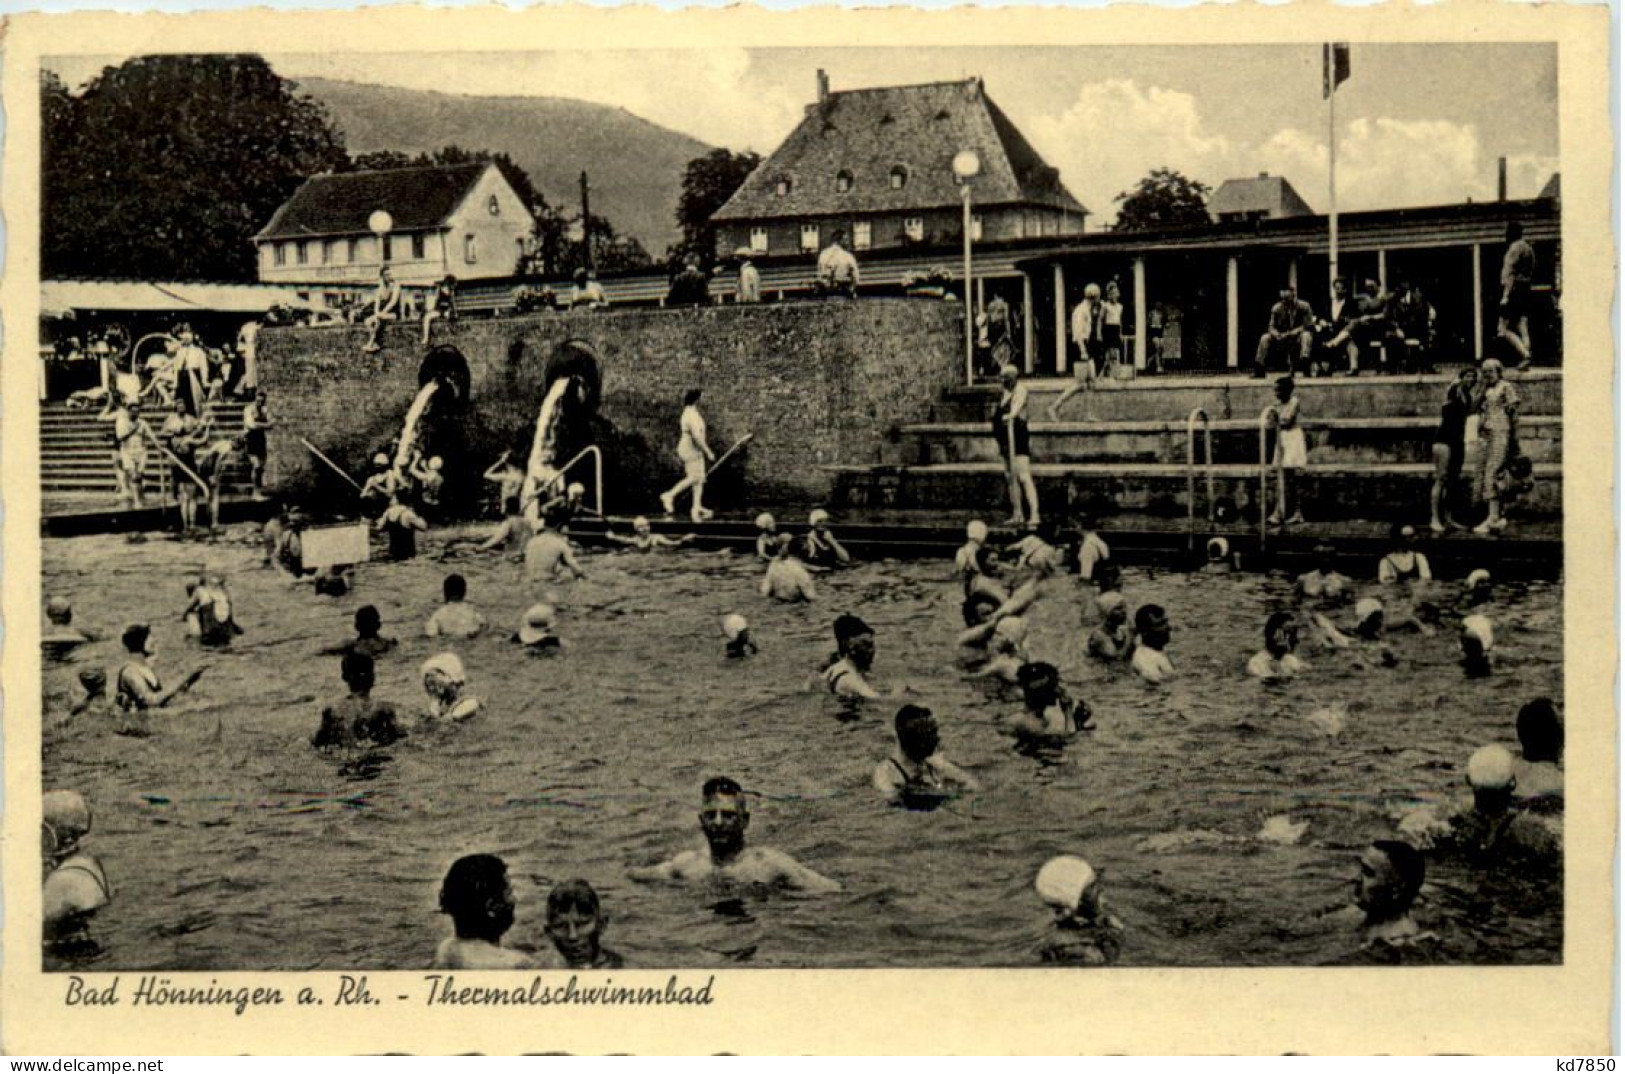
(41, 530, 1563, 969)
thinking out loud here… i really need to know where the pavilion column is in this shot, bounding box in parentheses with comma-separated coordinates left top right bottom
(1471, 243, 1484, 360)
(1377, 248, 1388, 291)
(1132, 255, 1148, 370)
(1287, 257, 1298, 291)
(1052, 262, 1066, 374)
(1226, 255, 1240, 369)
(1022, 272, 1036, 374)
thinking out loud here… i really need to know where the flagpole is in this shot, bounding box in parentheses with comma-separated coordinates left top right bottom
(1327, 43, 1339, 294)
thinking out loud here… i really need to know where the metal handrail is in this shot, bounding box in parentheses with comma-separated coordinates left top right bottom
(1258, 405, 1276, 552)
(1185, 407, 1215, 552)
(528, 444, 605, 515)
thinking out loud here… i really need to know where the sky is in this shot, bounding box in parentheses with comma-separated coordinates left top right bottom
(46, 44, 1559, 223)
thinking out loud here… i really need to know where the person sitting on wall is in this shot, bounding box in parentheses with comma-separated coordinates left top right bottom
(570, 268, 608, 310)
(362, 267, 402, 354)
(421, 275, 458, 344)
(666, 254, 712, 308)
(1390, 280, 1437, 373)
(1349, 278, 1400, 374)
(816, 230, 860, 299)
(1254, 285, 1315, 377)
(736, 251, 762, 305)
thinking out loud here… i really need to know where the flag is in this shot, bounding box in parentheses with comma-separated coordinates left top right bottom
(1323, 43, 1351, 98)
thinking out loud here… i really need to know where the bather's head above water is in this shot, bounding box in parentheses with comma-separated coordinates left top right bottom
(439, 853, 515, 944)
(834, 614, 876, 670)
(1354, 840, 1424, 924)
(698, 776, 750, 860)
(894, 705, 941, 764)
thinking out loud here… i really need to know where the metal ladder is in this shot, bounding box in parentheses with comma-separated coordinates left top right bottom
(1185, 407, 1215, 552)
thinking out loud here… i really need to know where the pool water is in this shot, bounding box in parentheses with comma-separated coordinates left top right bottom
(41, 529, 1563, 969)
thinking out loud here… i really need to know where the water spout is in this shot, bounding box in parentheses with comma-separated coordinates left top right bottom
(394, 380, 440, 472)
(521, 376, 575, 519)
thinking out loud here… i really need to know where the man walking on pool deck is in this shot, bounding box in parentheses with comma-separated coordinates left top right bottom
(628, 776, 841, 892)
(659, 388, 716, 522)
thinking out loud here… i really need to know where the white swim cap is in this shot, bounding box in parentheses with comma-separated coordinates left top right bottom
(1097, 591, 1127, 614)
(1207, 536, 1230, 560)
(1466, 743, 1516, 789)
(1465, 569, 1492, 590)
(1461, 614, 1494, 651)
(43, 790, 91, 856)
(994, 616, 1028, 645)
(721, 613, 749, 641)
(421, 652, 466, 684)
(1035, 855, 1096, 910)
(633, 516, 650, 530)
(429, 457, 444, 471)
(755, 513, 776, 530)
(966, 520, 989, 543)
(568, 482, 585, 496)
(372, 453, 390, 467)
(809, 509, 831, 526)
(518, 604, 555, 645)
(1355, 597, 1383, 622)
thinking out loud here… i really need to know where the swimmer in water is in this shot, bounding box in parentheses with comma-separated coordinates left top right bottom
(1377, 523, 1433, 584)
(1349, 840, 1431, 950)
(1075, 513, 1110, 583)
(322, 605, 398, 660)
(970, 615, 1030, 684)
(1202, 536, 1233, 574)
(1462, 568, 1494, 609)
(754, 513, 778, 561)
(1247, 611, 1306, 681)
(821, 613, 881, 700)
(1006, 661, 1095, 740)
(1296, 543, 1353, 605)
(628, 776, 841, 892)
(115, 623, 204, 714)
(42, 597, 97, 662)
(1460, 615, 1494, 678)
(954, 520, 1008, 603)
(359, 453, 400, 519)
(377, 493, 429, 561)
(69, 668, 113, 722)
(983, 526, 1064, 625)
(760, 533, 817, 602)
(873, 705, 980, 808)
(1086, 592, 1133, 664)
(802, 509, 851, 569)
(1400, 745, 1560, 869)
(512, 603, 562, 653)
(408, 452, 445, 515)
(1034, 855, 1123, 965)
(425, 574, 487, 639)
(955, 590, 1005, 655)
(192, 572, 244, 649)
(539, 482, 591, 528)
(469, 496, 532, 558)
(312, 651, 405, 750)
(1130, 604, 1174, 683)
(606, 516, 694, 551)
(483, 451, 525, 512)
(523, 511, 588, 583)
(721, 613, 757, 658)
(43, 790, 112, 956)
(543, 879, 623, 970)
(420, 652, 482, 723)
(433, 854, 534, 969)
(311, 563, 356, 598)
(1513, 697, 1563, 809)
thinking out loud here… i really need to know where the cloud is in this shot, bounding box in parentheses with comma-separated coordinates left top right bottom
(1030, 79, 1559, 224)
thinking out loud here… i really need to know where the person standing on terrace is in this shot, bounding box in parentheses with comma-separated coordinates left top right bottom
(816, 229, 860, 298)
(1498, 222, 1536, 368)
(1049, 283, 1102, 420)
(994, 365, 1041, 528)
(659, 388, 716, 522)
(1472, 358, 1519, 535)
(736, 251, 762, 304)
(1266, 376, 1307, 527)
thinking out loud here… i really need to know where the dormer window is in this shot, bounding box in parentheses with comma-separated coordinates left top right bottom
(487, 194, 501, 216)
(835, 170, 854, 193)
(775, 178, 793, 197)
(889, 165, 909, 190)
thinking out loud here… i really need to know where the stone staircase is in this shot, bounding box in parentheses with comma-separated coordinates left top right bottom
(40, 400, 256, 499)
(826, 370, 1563, 523)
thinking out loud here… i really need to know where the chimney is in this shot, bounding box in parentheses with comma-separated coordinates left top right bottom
(1258, 171, 1270, 179)
(817, 69, 830, 105)
(1497, 156, 1508, 201)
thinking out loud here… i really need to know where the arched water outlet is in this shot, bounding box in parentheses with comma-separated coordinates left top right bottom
(521, 339, 602, 520)
(393, 345, 473, 470)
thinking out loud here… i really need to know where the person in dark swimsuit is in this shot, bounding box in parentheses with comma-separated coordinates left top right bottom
(1430, 367, 1477, 533)
(43, 790, 112, 957)
(992, 364, 1040, 527)
(872, 705, 980, 809)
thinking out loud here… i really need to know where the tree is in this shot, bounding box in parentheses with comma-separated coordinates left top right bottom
(1111, 168, 1213, 232)
(674, 148, 761, 265)
(42, 55, 349, 281)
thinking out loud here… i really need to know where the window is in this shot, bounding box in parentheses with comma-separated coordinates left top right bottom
(321, 240, 333, 265)
(382, 236, 393, 262)
(346, 238, 359, 264)
(487, 194, 501, 216)
(889, 165, 909, 190)
(904, 217, 925, 242)
(852, 221, 872, 250)
(775, 177, 793, 197)
(800, 223, 819, 252)
(411, 233, 426, 260)
(296, 240, 308, 265)
(835, 170, 853, 193)
(464, 234, 478, 264)
(273, 243, 287, 267)
(749, 227, 769, 254)
(971, 215, 984, 242)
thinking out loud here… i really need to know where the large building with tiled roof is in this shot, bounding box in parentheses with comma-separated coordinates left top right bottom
(711, 73, 1087, 260)
(1208, 173, 1315, 224)
(254, 161, 531, 290)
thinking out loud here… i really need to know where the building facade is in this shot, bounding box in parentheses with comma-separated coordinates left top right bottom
(254, 162, 532, 296)
(710, 74, 1087, 260)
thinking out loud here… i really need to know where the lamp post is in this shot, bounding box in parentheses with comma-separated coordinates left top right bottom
(368, 208, 394, 278)
(952, 150, 981, 384)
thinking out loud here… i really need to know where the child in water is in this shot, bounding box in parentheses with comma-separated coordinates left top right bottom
(323, 605, 397, 660)
(1460, 615, 1495, 678)
(606, 516, 694, 551)
(721, 613, 757, 658)
(873, 705, 980, 809)
(433, 854, 533, 969)
(1130, 605, 1175, 683)
(1247, 612, 1306, 681)
(1007, 661, 1094, 741)
(512, 604, 562, 654)
(1086, 593, 1133, 663)
(543, 880, 623, 970)
(1034, 855, 1124, 965)
(754, 513, 778, 561)
(420, 652, 482, 722)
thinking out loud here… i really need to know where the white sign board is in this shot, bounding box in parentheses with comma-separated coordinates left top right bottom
(300, 523, 371, 571)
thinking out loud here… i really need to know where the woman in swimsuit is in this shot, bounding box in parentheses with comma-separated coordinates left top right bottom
(993, 364, 1041, 527)
(1473, 358, 1520, 534)
(1429, 367, 1477, 533)
(115, 623, 204, 726)
(43, 790, 112, 957)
